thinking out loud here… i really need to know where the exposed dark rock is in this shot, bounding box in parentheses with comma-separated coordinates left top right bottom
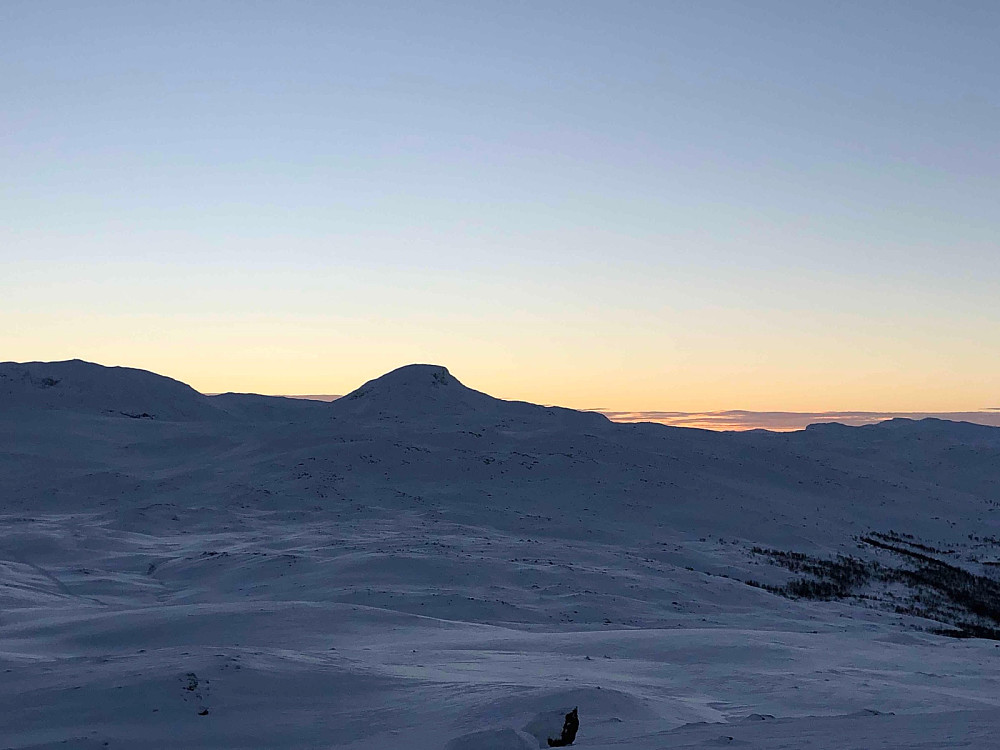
(547, 707, 579, 747)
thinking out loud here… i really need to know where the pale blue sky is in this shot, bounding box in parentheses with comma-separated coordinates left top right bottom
(3, 1, 998, 410)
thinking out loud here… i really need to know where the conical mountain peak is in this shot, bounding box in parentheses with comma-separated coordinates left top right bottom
(332, 363, 609, 430)
(353, 364, 459, 393)
(337, 364, 487, 416)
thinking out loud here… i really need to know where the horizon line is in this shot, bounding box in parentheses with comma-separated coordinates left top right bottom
(219, 393, 1000, 432)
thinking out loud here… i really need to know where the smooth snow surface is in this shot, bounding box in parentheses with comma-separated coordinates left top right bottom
(2, 361, 999, 748)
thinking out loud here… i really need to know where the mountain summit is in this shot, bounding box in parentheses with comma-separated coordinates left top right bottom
(335, 364, 496, 418)
(347, 364, 463, 397)
(332, 363, 609, 430)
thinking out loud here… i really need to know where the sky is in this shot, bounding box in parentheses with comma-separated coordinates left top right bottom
(3, 1, 999, 415)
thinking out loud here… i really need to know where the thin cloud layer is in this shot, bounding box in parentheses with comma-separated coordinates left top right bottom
(598, 409, 1000, 432)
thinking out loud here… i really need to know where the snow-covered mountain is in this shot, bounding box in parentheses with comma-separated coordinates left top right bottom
(2, 360, 999, 748)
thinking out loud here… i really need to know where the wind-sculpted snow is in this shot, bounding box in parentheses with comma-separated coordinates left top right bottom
(2, 361, 999, 748)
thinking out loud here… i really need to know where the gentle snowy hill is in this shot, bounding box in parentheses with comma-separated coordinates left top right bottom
(2, 360, 999, 748)
(0, 359, 220, 421)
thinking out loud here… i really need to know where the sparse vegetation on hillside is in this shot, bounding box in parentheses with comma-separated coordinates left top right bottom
(750, 535, 1000, 640)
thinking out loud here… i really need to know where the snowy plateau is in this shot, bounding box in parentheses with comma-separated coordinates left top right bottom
(2, 359, 999, 749)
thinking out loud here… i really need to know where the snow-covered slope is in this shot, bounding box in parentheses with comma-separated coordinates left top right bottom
(2, 361, 999, 748)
